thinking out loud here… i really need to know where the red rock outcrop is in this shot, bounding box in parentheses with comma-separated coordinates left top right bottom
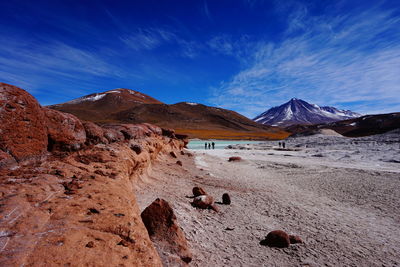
(0, 83, 48, 161)
(82, 121, 107, 145)
(0, 83, 187, 266)
(162, 128, 176, 138)
(44, 107, 87, 151)
(141, 199, 192, 265)
(260, 230, 290, 248)
(102, 126, 125, 143)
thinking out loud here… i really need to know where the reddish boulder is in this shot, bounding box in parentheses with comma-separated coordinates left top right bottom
(82, 121, 107, 145)
(44, 108, 86, 151)
(260, 230, 290, 248)
(0, 83, 48, 160)
(192, 195, 214, 209)
(228, 156, 242, 162)
(289, 235, 303, 244)
(222, 193, 231, 205)
(176, 160, 183, 166)
(141, 198, 192, 265)
(192, 186, 207, 197)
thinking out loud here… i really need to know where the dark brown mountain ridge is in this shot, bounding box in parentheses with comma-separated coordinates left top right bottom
(286, 112, 400, 137)
(49, 88, 289, 140)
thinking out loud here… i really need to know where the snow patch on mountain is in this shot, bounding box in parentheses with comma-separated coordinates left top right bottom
(66, 93, 106, 104)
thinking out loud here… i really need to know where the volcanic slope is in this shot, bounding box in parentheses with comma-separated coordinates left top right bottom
(49, 88, 162, 123)
(50, 89, 288, 140)
(254, 98, 360, 127)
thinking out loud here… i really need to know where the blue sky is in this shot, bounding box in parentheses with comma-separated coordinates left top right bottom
(1, 0, 399, 118)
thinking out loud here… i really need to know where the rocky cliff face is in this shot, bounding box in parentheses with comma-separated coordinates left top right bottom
(0, 83, 189, 266)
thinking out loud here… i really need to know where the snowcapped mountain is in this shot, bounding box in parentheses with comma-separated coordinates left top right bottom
(253, 98, 361, 126)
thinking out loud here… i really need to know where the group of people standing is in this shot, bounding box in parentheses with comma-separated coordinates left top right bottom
(205, 142, 215, 149)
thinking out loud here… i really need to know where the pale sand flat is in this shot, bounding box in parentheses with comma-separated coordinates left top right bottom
(136, 138, 400, 266)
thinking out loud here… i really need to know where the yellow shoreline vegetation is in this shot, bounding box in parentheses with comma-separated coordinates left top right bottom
(174, 128, 290, 140)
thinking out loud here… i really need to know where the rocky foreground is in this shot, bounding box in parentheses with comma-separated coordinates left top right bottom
(0, 83, 191, 266)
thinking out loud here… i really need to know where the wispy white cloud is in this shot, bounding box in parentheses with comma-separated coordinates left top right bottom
(120, 27, 202, 58)
(120, 28, 176, 50)
(210, 3, 400, 118)
(208, 35, 234, 55)
(207, 34, 255, 63)
(0, 36, 129, 98)
(203, 0, 212, 21)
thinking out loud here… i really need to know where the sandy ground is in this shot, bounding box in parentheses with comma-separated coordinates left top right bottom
(136, 132, 400, 267)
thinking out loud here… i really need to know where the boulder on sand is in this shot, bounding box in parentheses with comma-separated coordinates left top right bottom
(192, 186, 207, 197)
(260, 230, 290, 248)
(191, 195, 218, 211)
(228, 156, 242, 162)
(222, 193, 231, 205)
(141, 198, 192, 265)
(176, 160, 183, 166)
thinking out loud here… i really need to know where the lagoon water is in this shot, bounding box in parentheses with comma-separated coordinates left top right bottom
(188, 140, 263, 150)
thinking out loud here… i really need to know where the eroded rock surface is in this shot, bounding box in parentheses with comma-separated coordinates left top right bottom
(0, 83, 48, 161)
(44, 107, 87, 151)
(141, 199, 192, 265)
(0, 83, 186, 267)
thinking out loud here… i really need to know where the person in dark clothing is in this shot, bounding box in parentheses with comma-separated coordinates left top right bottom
(208, 143, 211, 149)
(205, 142, 207, 149)
(212, 142, 215, 149)
(278, 142, 281, 148)
(282, 142, 286, 149)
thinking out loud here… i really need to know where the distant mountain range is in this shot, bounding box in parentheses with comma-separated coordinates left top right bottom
(253, 98, 361, 126)
(49, 88, 288, 140)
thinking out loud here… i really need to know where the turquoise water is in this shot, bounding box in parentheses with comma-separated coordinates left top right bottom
(188, 140, 262, 150)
